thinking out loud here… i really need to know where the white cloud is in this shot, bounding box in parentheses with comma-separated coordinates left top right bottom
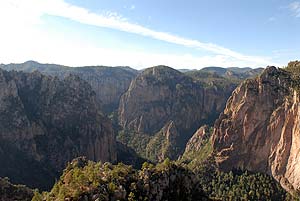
(289, 1, 300, 17)
(0, 0, 279, 68)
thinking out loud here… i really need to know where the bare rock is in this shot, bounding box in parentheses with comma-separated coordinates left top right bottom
(212, 66, 300, 194)
(0, 69, 116, 189)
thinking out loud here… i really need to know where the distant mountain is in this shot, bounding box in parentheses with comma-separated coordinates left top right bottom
(1, 61, 138, 114)
(200, 66, 228, 75)
(197, 66, 263, 80)
(1, 62, 263, 115)
(177, 68, 196, 73)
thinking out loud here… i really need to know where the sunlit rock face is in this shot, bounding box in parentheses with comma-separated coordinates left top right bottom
(213, 66, 300, 193)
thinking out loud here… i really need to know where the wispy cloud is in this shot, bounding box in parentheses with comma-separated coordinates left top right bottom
(0, 0, 278, 68)
(289, 1, 300, 17)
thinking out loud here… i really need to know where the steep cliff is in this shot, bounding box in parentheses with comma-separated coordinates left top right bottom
(212, 63, 300, 194)
(1, 61, 138, 113)
(118, 66, 236, 161)
(0, 69, 116, 189)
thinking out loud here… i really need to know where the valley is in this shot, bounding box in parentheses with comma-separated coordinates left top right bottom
(0, 61, 300, 200)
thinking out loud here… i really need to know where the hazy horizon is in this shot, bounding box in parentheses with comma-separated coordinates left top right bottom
(0, 60, 269, 70)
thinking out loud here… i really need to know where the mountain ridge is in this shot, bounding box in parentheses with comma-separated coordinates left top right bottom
(1, 61, 138, 114)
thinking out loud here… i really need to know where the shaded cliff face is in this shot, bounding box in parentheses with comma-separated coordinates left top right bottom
(1, 61, 138, 113)
(0, 69, 116, 189)
(212, 65, 300, 193)
(118, 66, 236, 161)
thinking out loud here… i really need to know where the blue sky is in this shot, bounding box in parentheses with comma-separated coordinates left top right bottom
(0, 0, 299, 69)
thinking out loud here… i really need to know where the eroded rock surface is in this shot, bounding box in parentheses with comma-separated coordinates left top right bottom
(119, 66, 235, 161)
(0, 69, 116, 189)
(213, 65, 300, 193)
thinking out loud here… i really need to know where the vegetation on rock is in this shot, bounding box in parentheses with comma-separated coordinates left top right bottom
(0, 177, 33, 201)
(30, 155, 293, 201)
(192, 158, 293, 201)
(117, 129, 152, 159)
(180, 125, 213, 167)
(33, 157, 208, 201)
(284, 61, 300, 92)
(285, 60, 300, 76)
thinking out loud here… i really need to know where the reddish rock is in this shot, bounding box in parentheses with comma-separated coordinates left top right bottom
(212, 66, 300, 193)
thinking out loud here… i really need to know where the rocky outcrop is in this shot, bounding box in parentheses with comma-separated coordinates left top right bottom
(118, 66, 235, 161)
(212, 65, 300, 194)
(179, 125, 213, 168)
(1, 61, 138, 113)
(0, 69, 116, 189)
(184, 125, 210, 153)
(145, 121, 181, 162)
